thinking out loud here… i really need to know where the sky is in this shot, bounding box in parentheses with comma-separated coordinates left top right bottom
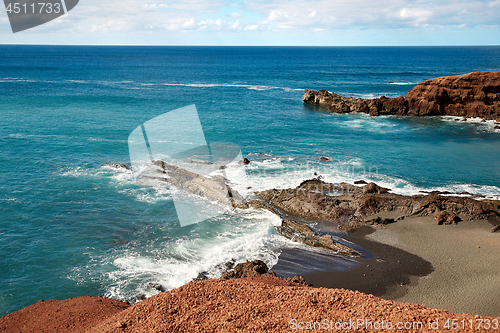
(0, 0, 500, 45)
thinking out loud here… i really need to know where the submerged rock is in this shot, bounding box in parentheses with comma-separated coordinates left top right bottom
(276, 219, 361, 257)
(147, 282, 166, 292)
(106, 163, 132, 171)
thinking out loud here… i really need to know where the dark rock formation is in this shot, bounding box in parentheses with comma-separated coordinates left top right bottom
(106, 163, 132, 171)
(365, 217, 396, 226)
(434, 210, 460, 225)
(304, 71, 500, 121)
(276, 219, 361, 256)
(256, 179, 500, 231)
(147, 282, 166, 292)
(285, 275, 308, 285)
(147, 160, 245, 208)
(220, 260, 276, 279)
(193, 272, 209, 282)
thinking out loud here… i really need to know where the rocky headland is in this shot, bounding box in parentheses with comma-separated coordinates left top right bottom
(255, 178, 500, 231)
(303, 71, 500, 121)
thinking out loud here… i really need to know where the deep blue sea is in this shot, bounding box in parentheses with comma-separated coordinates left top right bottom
(1, 46, 500, 317)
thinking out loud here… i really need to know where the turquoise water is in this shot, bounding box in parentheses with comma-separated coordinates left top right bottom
(1, 46, 500, 316)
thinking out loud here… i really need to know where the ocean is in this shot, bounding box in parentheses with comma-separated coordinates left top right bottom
(1, 45, 500, 317)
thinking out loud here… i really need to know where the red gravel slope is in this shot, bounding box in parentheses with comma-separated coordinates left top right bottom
(1, 277, 498, 332)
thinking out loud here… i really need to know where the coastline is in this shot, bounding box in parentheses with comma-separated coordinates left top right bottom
(2, 66, 500, 330)
(297, 213, 500, 317)
(367, 215, 500, 317)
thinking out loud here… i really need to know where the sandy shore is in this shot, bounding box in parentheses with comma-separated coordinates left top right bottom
(364, 215, 500, 317)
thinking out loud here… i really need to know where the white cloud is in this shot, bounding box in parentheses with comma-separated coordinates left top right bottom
(489, 0, 500, 7)
(244, 24, 259, 30)
(6, 0, 499, 36)
(398, 8, 433, 22)
(245, 0, 500, 31)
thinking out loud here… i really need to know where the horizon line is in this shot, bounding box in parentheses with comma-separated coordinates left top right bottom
(1, 43, 500, 47)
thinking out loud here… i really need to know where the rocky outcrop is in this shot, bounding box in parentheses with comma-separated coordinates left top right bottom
(406, 71, 500, 119)
(276, 219, 361, 256)
(304, 71, 500, 120)
(144, 160, 245, 207)
(220, 260, 276, 279)
(256, 179, 500, 230)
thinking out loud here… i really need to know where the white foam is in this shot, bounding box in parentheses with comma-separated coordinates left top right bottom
(159, 82, 302, 92)
(237, 155, 500, 200)
(388, 82, 416, 85)
(1, 76, 303, 93)
(66, 155, 500, 305)
(439, 116, 500, 133)
(85, 208, 286, 302)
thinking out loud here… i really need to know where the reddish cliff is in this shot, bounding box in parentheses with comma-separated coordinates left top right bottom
(2, 277, 498, 332)
(304, 71, 500, 121)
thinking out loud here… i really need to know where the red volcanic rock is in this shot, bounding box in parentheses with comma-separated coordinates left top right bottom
(304, 71, 500, 120)
(0, 296, 129, 333)
(406, 71, 500, 119)
(3, 277, 498, 332)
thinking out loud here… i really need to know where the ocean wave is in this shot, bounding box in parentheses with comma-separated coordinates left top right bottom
(6, 133, 127, 142)
(239, 155, 500, 199)
(388, 82, 417, 85)
(1, 76, 303, 93)
(439, 116, 500, 133)
(72, 208, 285, 302)
(159, 82, 303, 92)
(347, 92, 403, 99)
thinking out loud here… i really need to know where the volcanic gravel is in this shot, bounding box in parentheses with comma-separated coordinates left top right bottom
(1, 276, 498, 332)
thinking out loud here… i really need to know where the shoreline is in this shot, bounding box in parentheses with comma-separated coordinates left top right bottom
(368, 215, 500, 317)
(293, 213, 500, 317)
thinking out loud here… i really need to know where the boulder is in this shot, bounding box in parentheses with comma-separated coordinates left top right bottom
(285, 276, 308, 285)
(434, 210, 460, 225)
(220, 260, 276, 279)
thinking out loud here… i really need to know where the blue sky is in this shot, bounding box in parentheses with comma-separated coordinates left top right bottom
(1, 0, 499, 45)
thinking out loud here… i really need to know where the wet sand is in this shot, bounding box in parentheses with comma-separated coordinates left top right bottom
(366, 216, 500, 317)
(286, 226, 434, 299)
(286, 214, 500, 317)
